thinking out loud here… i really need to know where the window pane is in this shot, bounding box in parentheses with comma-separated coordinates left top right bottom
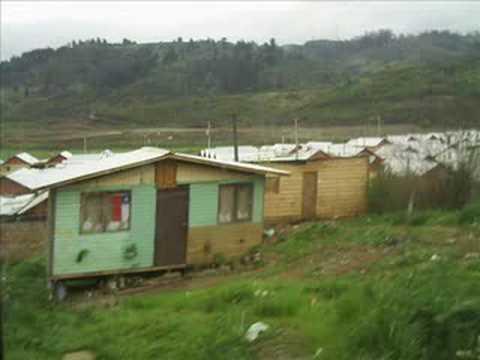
(219, 185, 235, 223)
(80, 191, 131, 234)
(104, 193, 117, 231)
(81, 194, 104, 233)
(236, 185, 253, 221)
(105, 192, 131, 231)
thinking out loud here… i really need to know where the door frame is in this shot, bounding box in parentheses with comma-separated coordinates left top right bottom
(154, 185, 189, 267)
(302, 171, 318, 220)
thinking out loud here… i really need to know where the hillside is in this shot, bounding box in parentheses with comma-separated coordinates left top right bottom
(4, 207, 480, 359)
(1, 30, 480, 131)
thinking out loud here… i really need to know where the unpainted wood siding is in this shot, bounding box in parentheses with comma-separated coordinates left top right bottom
(263, 163, 305, 223)
(0, 177, 30, 196)
(187, 223, 263, 265)
(177, 162, 254, 183)
(316, 157, 369, 218)
(155, 160, 177, 188)
(263, 158, 368, 223)
(52, 185, 156, 276)
(68, 164, 155, 190)
(0, 220, 47, 261)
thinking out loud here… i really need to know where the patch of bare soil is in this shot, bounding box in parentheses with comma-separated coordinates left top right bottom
(62, 350, 96, 360)
(280, 244, 396, 280)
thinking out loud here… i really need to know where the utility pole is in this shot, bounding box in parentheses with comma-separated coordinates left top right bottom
(0, 263, 4, 360)
(83, 137, 87, 154)
(232, 114, 239, 162)
(206, 121, 212, 150)
(294, 118, 299, 160)
(377, 115, 381, 137)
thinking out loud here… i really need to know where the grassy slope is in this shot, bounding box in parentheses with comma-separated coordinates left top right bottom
(2, 60, 480, 130)
(4, 206, 480, 360)
(1, 60, 478, 159)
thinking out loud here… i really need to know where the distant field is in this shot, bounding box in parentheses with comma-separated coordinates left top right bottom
(1, 122, 427, 159)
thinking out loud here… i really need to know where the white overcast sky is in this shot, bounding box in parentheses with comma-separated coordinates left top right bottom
(1, 1, 479, 60)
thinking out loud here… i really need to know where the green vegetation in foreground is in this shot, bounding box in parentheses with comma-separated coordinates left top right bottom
(4, 207, 480, 359)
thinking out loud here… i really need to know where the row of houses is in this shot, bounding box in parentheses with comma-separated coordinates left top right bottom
(201, 129, 480, 179)
(200, 143, 370, 223)
(1, 128, 477, 286)
(0, 145, 370, 285)
(1, 148, 290, 284)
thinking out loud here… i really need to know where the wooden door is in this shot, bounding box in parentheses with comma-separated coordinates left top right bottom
(155, 187, 189, 266)
(302, 172, 318, 220)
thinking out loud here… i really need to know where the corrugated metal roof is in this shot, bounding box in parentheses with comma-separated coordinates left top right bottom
(201, 143, 333, 162)
(172, 153, 289, 176)
(17, 191, 49, 215)
(347, 137, 387, 148)
(14, 152, 39, 165)
(0, 191, 48, 216)
(6, 147, 288, 191)
(383, 156, 439, 176)
(59, 151, 73, 159)
(0, 193, 36, 216)
(8, 147, 171, 191)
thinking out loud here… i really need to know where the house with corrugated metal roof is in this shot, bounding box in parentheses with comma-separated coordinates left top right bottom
(346, 137, 390, 151)
(201, 143, 369, 223)
(0, 152, 40, 176)
(15, 147, 287, 286)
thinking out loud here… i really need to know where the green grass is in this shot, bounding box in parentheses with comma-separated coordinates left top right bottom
(4, 210, 480, 359)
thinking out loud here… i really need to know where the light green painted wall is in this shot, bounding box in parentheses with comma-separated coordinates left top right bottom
(253, 178, 265, 223)
(53, 176, 265, 275)
(189, 177, 264, 227)
(53, 185, 156, 276)
(188, 183, 219, 227)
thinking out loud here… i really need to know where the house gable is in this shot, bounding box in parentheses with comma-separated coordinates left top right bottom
(0, 177, 31, 196)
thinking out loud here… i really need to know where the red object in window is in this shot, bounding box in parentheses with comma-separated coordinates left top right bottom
(112, 194, 122, 221)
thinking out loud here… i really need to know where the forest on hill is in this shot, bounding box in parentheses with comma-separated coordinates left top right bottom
(1, 30, 480, 128)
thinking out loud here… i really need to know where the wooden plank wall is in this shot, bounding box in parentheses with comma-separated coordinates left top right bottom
(187, 223, 263, 265)
(263, 157, 369, 223)
(0, 178, 31, 196)
(155, 160, 177, 188)
(68, 164, 155, 190)
(0, 220, 47, 262)
(176, 162, 254, 184)
(263, 163, 304, 223)
(316, 157, 369, 219)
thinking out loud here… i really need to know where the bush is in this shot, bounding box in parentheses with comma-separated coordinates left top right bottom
(369, 166, 476, 214)
(459, 202, 480, 225)
(327, 264, 480, 360)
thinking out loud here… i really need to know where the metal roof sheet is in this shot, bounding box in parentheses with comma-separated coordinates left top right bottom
(8, 147, 171, 191)
(14, 152, 39, 165)
(6, 147, 288, 191)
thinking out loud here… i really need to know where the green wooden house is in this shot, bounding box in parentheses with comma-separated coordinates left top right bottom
(9, 148, 287, 284)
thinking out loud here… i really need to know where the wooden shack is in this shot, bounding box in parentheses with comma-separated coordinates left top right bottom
(262, 157, 369, 224)
(0, 152, 39, 176)
(200, 144, 370, 224)
(12, 148, 287, 282)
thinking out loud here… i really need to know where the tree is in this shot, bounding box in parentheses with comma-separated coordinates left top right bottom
(162, 46, 178, 66)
